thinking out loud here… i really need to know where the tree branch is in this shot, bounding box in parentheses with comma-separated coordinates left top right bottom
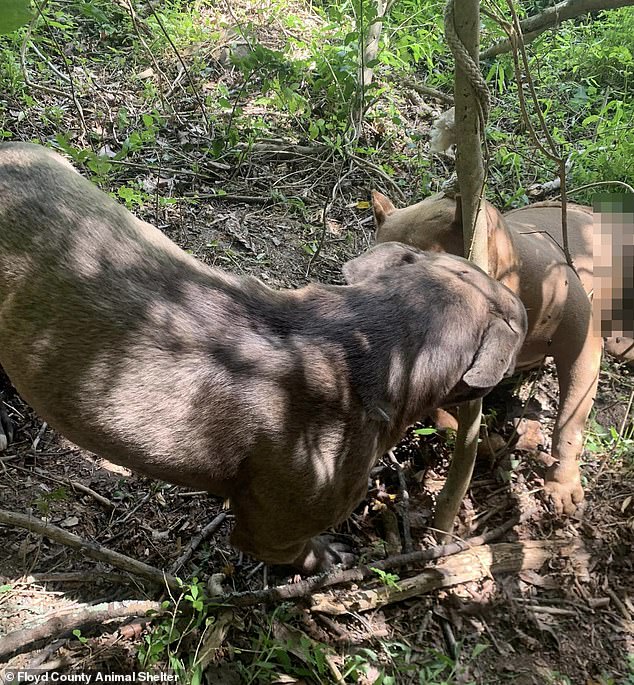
(481, 0, 634, 59)
(433, 0, 489, 542)
(0, 509, 180, 589)
(310, 540, 589, 614)
(218, 517, 518, 608)
(0, 600, 163, 660)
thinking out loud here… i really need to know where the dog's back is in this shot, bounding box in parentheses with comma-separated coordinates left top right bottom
(0, 143, 263, 491)
(505, 202, 594, 294)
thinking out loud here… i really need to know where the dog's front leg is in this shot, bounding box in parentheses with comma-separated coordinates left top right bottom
(545, 303, 603, 514)
(228, 467, 360, 574)
(230, 508, 355, 574)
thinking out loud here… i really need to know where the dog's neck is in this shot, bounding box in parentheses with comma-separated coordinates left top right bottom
(482, 201, 521, 294)
(432, 193, 521, 294)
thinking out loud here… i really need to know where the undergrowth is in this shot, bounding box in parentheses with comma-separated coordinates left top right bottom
(1, 0, 631, 205)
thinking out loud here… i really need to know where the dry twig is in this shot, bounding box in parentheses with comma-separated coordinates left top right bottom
(0, 509, 179, 589)
(218, 517, 518, 608)
(147, 1, 212, 135)
(402, 78, 455, 106)
(387, 450, 413, 553)
(7, 462, 114, 510)
(170, 512, 227, 574)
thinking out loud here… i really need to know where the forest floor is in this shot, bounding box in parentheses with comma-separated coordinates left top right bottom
(0, 2, 633, 683)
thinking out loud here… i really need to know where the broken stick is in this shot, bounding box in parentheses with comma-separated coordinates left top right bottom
(0, 508, 179, 589)
(0, 599, 163, 660)
(310, 539, 589, 614)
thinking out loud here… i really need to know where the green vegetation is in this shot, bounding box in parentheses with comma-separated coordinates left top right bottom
(1, 0, 630, 203)
(138, 578, 210, 684)
(141, 586, 490, 685)
(371, 566, 402, 589)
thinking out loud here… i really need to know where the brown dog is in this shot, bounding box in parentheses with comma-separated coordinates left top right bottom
(372, 190, 634, 515)
(0, 144, 527, 572)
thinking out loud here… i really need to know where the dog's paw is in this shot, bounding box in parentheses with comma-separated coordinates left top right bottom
(293, 535, 356, 575)
(543, 463, 584, 515)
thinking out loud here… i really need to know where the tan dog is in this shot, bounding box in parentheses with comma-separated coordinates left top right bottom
(0, 144, 527, 572)
(372, 191, 634, 515)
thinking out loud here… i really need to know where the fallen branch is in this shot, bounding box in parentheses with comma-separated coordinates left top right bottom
(306, 163, 354, 277)
(10, 571, 132, 585)
(480, 0, 634, 59)
(68, 481, 114, 510)
(349, 153, 406, 202)
(219, 518, 518, 608)
(387, 450, 413, 553)
(402, 78, 454, 106)
(236, 141, 330, 160)
(0, 509, 179, 590)
(0, 599, 163, 660)
(8, 463, 114, 510)
(182, 193, 276, 205)
(310, 539, 589, 614)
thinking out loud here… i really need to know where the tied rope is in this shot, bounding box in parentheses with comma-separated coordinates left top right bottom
(443, 0, 490, 132)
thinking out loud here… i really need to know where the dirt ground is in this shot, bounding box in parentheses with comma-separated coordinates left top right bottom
(0, 2, 633, 683)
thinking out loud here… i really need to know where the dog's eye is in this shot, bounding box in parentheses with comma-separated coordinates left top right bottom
(400, 252, 416, 264)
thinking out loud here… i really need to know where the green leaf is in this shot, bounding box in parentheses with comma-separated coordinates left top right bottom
(472, 642, 489, 658)
(72, 629, 87, 644)
(0, 0, 32, 35)
(413, 427, 438, 436)
(190, 668, 202, 685)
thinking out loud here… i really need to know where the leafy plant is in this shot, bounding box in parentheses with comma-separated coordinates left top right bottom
(586, 418, 634, 461)
(343, 640, 488, 684)
(72, 629, 88, 644)
(117, 184, 148, 209)
(235, 608, 333, 684)
(371, 566, 401, 590)
(0, 0, 32, 35)
(34, 486, 69, 515)
(414, 427, 439, 437)
(138, 577, 215, 685)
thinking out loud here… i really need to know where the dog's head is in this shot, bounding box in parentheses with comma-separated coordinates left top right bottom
(343, 242, 527, 393)
(372, 191, 466, 256)
(372, 191, 522, 295)
(342, 241, 423, 284)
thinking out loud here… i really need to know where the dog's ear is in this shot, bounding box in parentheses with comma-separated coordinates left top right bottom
(462, 316, 520, 389)
(343, 242, 421, 284)
(371, 191, 396, 228)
